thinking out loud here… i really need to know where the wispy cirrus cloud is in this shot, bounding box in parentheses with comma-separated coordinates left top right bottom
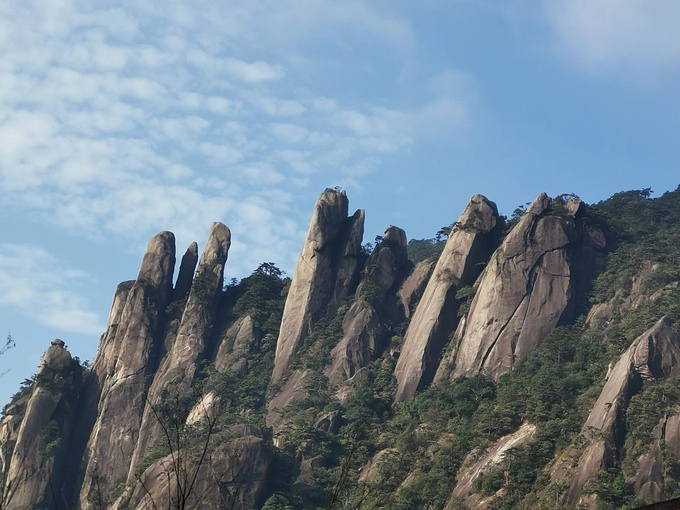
(0, 0, 478, 280)
(0, 245, 104, 335)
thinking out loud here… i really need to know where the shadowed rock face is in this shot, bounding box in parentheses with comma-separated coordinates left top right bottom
(174, 242, 199, 300)
(395, 195, 501, 401)
(554, 318, 680, 508)
(4, 343, 82, 510)
(397, 258, 436, 319)
(80, 231, 176, 507)
(450, 193, 581, 380)
(327, 226, 410, 386)
(271, 189, 365, 385)
(128, 222, 231, 484)
(123, 434, 271, 510)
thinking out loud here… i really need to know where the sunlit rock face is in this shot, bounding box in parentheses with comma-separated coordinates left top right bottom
(447, 194, 588, 381)
(395, 194, 501, 401)
(271, 189, 364, 385)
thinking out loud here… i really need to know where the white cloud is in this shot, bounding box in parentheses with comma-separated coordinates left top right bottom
(186, 50, 284, 82)
(0, 245, 104, 335)
(0, 0, 477, 281)
(544, 0, 680, 75)
(269, 123, 309, 143)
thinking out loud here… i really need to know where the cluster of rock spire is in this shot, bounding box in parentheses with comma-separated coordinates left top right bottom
(3, 187, 679, 509)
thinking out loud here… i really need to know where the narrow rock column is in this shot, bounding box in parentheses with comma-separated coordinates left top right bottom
(271, 189, 365, 385)
(128, 222, 230, 482)
(327, 226, 410, 386)
(174, 242, 199, 299)
(80, 231, 176, 508)
(5, 341, 83, 509)
(394, 195, 501, 401)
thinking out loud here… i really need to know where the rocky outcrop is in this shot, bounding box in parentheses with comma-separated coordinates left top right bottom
(3, 341, 83, 509)
(629, 413, 680, 503)
(174, 242, 199, 299)
(327, 226, 410, 386)
(397, 258, 436, 319)
(271, 189, 365, 384)
(449, 194, 586, 380)
(124, 434, 270, 510)
(80, 231, 176, 506)
(395, 195, 501, 401)
(553, 318, 680, 508)
(445, 423, 536, 509)
(214, 315, 259, 373)
(128, 222, 231, 482)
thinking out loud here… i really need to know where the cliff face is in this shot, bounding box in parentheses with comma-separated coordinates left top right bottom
(550, 318, 680, 508)
(270, 189, 365, 385)
(447, 194, 596, 380)
(4, 340, 83, 509)
(3, 186, 680, 510)
(394, 195, 501, 401)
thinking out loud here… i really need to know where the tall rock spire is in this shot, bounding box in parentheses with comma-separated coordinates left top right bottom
(79, 231, 176, 508)
(327, 225, 410, 386)
(394, 195, 501, 401)
(270, 189, 364, 385)
(4, 341, 83, 509)
(128, 222, 231, 482)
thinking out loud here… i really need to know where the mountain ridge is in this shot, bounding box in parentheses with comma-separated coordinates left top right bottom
(2, 185, 680, 509)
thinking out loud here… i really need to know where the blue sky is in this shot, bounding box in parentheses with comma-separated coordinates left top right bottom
(1, 0, 679, 406)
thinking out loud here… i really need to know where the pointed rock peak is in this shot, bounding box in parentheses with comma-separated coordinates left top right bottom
(175, 241, 199, 296)
(137, 231, 176, 288)
(308, 189, 350, 246)
(41, 340, 77, 373)
(185, 241, 199, 259)
(198, 222, 231, 270)
(270, 190, 359, 385)
(395, 196, 501, 402)
(565, 197, 585, 218)
(372, 225, 408, 269)
(458, 194, 500, 232)
(383, 225, 407, 248)
(343, 209, 365, 256)
(526, 192, 552, 215)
